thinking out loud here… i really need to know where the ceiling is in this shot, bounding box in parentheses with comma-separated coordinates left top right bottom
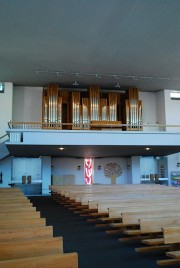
(0, 0, 180, 92)
(6, 144, 180, 158)
(2, 1, 180, 159)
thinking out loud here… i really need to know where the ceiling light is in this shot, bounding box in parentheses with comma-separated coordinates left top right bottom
(58, 147, 64, 151)
(115, 83, 121, 88)
(145, 147, 151, 151)
(73, 81, 79, 86)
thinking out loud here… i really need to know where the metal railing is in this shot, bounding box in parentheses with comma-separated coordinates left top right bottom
(7, 121, 180, 132)
(0, 133, 9, 142)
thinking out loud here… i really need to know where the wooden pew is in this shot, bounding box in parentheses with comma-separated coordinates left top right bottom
(0, 202, 32, 207)
(0, 198, 31, 204)
(0, 237, 63, 261)
(0, 252, 78, 268)
(121, 209, 180, 226)
(0, 226, 53, 242)
(157, 226, 180, 266)
(0, 187, 21, 192)
(0, 217, 46, 230)
(0, 206, 36, 214)
(109, 209, 180, 237)
(0, 211, 41, 221)
(134, 216, 180, 253)
(0, 187, 79, 267)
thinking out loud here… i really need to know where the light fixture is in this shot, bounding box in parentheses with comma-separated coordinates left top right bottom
(73, 81, 79, 86)
(98, 165, 101, 170)
(145, 147, 151, 151)
(115, 82, 121, 88)
(34, 69, 179, 85)
(58, 147, 64, 151)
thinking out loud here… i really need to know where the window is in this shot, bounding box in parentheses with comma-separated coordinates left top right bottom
(170, 91, 180, 100)
(0, 83, 4, 93)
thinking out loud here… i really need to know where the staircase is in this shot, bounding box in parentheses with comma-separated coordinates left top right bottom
(0, 134, 10, 160)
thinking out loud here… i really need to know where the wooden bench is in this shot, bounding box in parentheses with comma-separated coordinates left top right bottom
(134, 216, 180, 253)
(0, 203, 33, 211)
(0, 187, 79, 267)
(0, 236, 63, 261)
(0, 211, 41, 221)
(108, 209, 180, 237)
(0, 206, 36, 214)
(0, 217, 46, 230)
(0, 226, 53, 242)
(157, 226, 180, 266)
(0, 252, 78, 268)
(0, 187, 21, 192)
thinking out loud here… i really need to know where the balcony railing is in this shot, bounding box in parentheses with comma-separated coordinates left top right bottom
(7, 121, 180, 132)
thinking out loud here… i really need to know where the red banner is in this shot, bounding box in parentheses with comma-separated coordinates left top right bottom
(84, 158, 93, 185)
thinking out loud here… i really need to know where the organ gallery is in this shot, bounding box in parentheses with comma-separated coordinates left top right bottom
(42, 84, 142, 131)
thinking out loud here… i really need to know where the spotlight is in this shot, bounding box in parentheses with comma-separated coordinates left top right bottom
(115, 83, 121, 88)
(73, 81, 79, 86)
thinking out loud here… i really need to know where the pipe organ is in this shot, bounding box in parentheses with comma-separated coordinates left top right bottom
(89, 86, 100, 121)
(125, 88, 142, 130)
(42, 84, 62, 129)
(42, 84, 142, 131)
(72, 92, 81, 129)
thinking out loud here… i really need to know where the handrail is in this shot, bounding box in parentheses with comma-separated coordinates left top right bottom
(0, 134, 8, 140)
(7, 121, 180, 129)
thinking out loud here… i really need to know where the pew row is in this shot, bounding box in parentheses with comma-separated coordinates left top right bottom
(0, 237, 63, 261)
(134, 216, 180, 253)
(0, 211, 41, 221)
(0, 252, 78, 268)
(0, 217, 46, 230)
(0, 226, 53, 242)
(157, 226, 180, 266)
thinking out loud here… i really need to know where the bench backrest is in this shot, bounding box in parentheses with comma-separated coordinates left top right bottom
(0, 211, 40, 221)
(140, 216, 180, 234)
(0, 236, 63, 261)
(0, 217, 46, 230)
(162, 226, 180, 244)
(0, 206, 36, 214)
(0, 252, 78, 268)
(0, 226, 53, 242)
(122, 209, 180, 225)
(109, 204, 180, 219)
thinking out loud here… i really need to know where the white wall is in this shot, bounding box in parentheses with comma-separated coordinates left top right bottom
(131, 156, 141, 184)
(0, 83, 13, 137)
(140, 156, 157, 177)
(156, 90, 166, 125)
(51, 157, 129, 185)
(139, 91, 157, 126)
(13, 86, 43, 122)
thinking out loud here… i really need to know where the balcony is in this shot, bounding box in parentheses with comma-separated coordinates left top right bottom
(4, 121, 180, 158)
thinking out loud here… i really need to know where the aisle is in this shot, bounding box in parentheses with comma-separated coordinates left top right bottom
(29, 196, 163, 268)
